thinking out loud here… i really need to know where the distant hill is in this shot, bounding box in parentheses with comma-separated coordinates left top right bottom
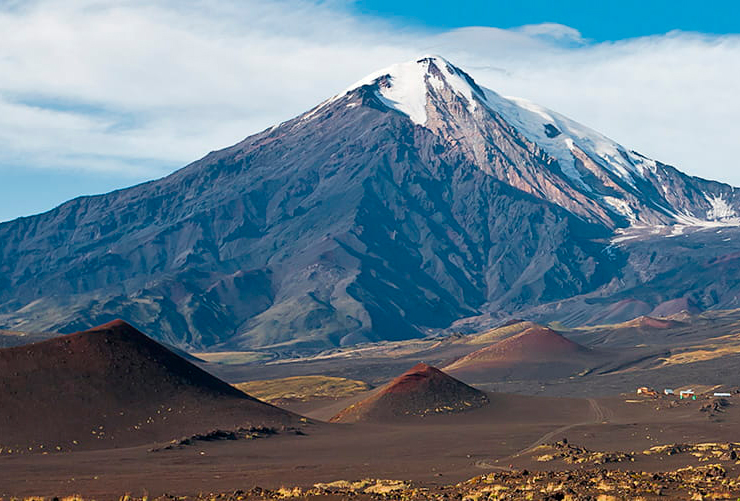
(330, 363, 488, 422)
(465, 320, 541, 345)
(619, 316, 682, 330)
(650, 298, 703, 318)
(0, 320, 298, 452)
(445, 326, 595, 382)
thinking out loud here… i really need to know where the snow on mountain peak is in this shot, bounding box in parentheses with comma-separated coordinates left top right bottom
(335, 56, 652, 189)
(338, 55, 482, 125)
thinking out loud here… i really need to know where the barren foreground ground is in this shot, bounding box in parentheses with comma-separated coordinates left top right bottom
(2, 392, 740, 499)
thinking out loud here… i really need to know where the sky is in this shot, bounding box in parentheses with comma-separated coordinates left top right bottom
(0, 0, 739, 222)
(353, 0, 740, 41)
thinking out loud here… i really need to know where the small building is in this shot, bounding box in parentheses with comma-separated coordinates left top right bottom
(637, 386, 658, 397)
(680, 389, 696, 400)
(664, 389, 675, 395)
(714, 392, 732, 397)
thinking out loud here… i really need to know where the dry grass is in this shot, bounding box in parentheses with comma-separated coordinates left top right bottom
(658, 333, 740, 366)
(234, 375, 371, 403)
(465, 321, 540, 345)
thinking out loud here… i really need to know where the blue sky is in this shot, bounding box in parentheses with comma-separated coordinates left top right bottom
(353, 0, 740, 41)
(0, 0, 739, 222)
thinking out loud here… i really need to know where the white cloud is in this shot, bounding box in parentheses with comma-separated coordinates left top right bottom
(0, 0, 421, 178)
(514, 23, 587, 46)
(1, 0, 739, 192)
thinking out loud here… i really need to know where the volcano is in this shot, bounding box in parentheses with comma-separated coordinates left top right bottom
(621, 316, 682, 330)
(1, 56, 739, 351)
(0, 320, 298, 452)
(330, 363, 488, 422)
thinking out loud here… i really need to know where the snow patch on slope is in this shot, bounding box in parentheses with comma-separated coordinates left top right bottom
(612, 211, 740, 244)
(481, 90, 651, 190)
(603, 196, 637, 223)
(481, 93, 588, 190)
(705, 193, 738, 220)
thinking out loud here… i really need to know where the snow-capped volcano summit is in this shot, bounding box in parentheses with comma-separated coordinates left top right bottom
(349, 56, 649, 184)
(317, 55, 740, 229)
(340, 55, 484, 126)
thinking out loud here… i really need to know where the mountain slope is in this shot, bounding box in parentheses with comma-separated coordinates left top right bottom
(0, 320, 298, 451)
(0, 56, 738, 351)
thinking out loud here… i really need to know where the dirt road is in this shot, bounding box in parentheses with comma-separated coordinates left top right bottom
(475, 398, 612, 470)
